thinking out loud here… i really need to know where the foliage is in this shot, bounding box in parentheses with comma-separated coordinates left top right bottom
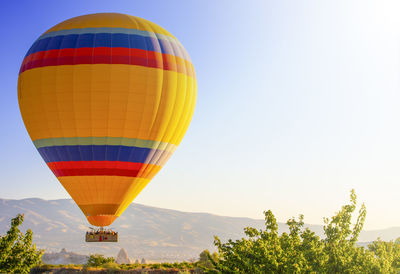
(205, 190, 400, 273)
(0, 214, 43, 273)
(150, 263, 161, 269)
(102, 261, 120, 269)
(34, 261, 198, 272)
(76, 260, 196, 271)
(199, 249, 219, 270)
(85, 254, 115, 267)
(368, 238, 400, 272)
(177, 270, 192, 274)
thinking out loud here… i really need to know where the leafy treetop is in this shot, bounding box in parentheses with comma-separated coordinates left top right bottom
(203, 190, 400, 273)
(0, 214, 43, 273)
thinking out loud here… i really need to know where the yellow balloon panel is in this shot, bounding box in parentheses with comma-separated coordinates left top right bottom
(19, 64, 195, 144)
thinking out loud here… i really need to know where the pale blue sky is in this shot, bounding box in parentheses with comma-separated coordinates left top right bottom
(1, 0, 400, 230)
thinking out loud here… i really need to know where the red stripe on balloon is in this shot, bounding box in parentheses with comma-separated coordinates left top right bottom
(52, 168, 141, 177)
(47, 160, 146, 170)
(47, 161, 160, 178)
(19, 47, 193, 76)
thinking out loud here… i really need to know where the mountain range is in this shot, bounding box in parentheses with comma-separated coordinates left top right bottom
(0, 198, 399, 261)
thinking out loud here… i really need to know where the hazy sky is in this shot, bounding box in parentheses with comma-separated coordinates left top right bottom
(1, 0, 400, 230)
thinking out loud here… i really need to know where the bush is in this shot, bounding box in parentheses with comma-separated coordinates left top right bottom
(85, 254, 115, 267)
(0, 214, 43, 273)
(150, 263, 161, 269)
(102, 261, 120, 270)
(177, 271, 191, 274)
(204, 190, 400, 273)
(161, 262, 173, 268)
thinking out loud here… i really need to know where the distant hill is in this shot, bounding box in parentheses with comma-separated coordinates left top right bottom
(0, 198, 399, 261)
(42, 248, 88, 265)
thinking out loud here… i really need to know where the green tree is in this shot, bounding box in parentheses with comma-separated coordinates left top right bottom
(321, 190, 373, 273)
(368, 238, 400, 272)
(0, 214, 43, 273)
(85, 254, 115, 267)
(205, 190, 400, 273)
(199, 249, 219, 270)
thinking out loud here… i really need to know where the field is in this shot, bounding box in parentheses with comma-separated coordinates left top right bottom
(31, 263, 198, 273)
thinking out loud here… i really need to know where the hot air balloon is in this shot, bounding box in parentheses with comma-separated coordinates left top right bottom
(18, 13, 197, 237)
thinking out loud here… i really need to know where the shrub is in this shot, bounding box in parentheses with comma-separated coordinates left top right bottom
(85, 254, 115, 267)
(204, 190, 400, 273)
(0, 214, 43, 273)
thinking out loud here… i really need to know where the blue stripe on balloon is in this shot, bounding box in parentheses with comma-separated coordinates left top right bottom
(25, 33, 183, 58)
(37, 145, 159, 163)
(38, 27, 180, 45)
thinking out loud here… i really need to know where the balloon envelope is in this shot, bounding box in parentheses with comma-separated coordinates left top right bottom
(18, 13, 196, 227)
